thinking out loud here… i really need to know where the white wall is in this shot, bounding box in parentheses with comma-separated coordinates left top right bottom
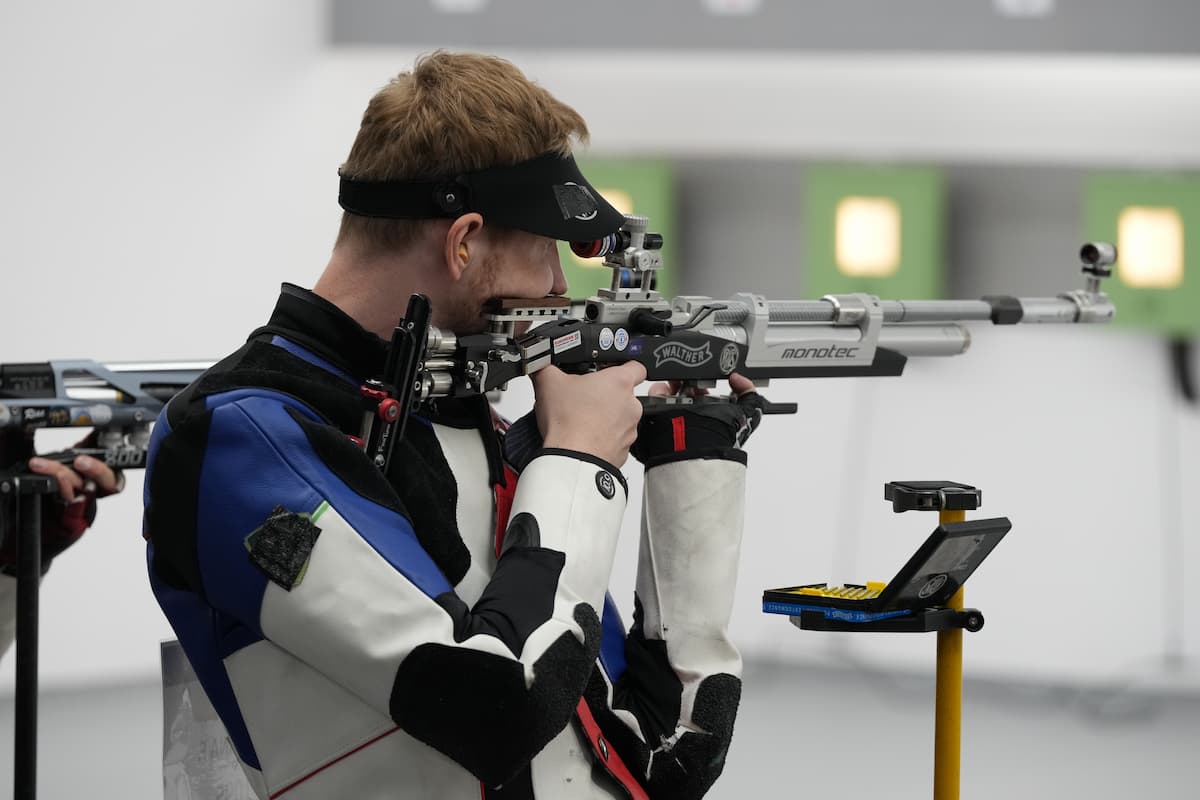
(3, 10, 1199, 692)
(0, 1, 331, 689)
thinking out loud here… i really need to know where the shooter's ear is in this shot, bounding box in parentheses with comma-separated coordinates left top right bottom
(444, 213, 485, 283)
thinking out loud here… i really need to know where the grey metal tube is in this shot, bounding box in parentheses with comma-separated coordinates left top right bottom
(715, 296, 1100, 325)
(711, 323, 970, 357)
(878, 300, 994, 323)
(880, 323, 971, 356)
(1016, 297, 1085, 323)
(105, 361, 215, 373)
(714, 299, 994, 324)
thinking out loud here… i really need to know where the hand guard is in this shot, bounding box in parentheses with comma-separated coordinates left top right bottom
(630, 391, 766, 468)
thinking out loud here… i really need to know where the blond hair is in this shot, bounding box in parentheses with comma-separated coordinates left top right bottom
(336, 51, 590, 255)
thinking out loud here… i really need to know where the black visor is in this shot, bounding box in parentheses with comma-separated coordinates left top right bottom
(338, 152, 626, 242)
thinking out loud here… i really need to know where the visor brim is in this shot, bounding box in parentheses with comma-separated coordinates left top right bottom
(467, 153, 627, 242)
(338, 152, 627, 243)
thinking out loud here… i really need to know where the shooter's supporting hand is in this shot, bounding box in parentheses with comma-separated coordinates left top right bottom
(28, 452, 124, 504)
(0, 432, 126, 570)
(632, 374, 765, 467)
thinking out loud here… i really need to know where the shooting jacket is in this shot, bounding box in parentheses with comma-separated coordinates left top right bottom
(143, 285, 748, 799)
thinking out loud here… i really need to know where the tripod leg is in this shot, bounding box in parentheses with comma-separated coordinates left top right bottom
(14, 477, 45, 800)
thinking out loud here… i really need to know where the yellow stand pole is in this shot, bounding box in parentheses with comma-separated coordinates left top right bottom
(933, 507, 966, 800)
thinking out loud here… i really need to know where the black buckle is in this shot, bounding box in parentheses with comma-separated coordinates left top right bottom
(433, 182, 467, 214)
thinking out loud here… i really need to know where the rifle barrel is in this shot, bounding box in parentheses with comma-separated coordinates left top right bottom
(714, 295, 1109, 326)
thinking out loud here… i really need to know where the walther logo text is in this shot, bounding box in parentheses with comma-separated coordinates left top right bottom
(780, 346, 860, 360)
(653, 341, 712, 368)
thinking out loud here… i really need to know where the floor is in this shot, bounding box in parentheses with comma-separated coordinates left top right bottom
(2, 657, 1197, 799)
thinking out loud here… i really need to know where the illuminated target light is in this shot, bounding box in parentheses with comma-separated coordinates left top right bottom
(1085, 174, 1197, 334)
(835, 196, 902, 277)
(1117, 206, 1184, 289)
(570, 189, 635, 270)
(806, 165, 944, 299)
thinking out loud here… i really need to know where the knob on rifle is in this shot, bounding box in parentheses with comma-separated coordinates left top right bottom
(629, 308, 673, 336)
(377, 398, 402, 423)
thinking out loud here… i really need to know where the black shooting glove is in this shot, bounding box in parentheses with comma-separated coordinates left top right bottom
(631, 391, 767, 469)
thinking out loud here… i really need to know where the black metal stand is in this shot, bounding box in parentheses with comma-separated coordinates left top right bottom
(3, 473, 55, 800)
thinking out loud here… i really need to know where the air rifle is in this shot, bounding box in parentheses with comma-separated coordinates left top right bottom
(357, 213, 1115, 471)
(0, 361, 208, 472)
(0, 215, 1116, 475)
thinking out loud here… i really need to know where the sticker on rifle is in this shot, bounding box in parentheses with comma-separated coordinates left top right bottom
(614, 328, 629, 351)
(653, 341, 712, 369)
(598, 327, 614, 351)
(719, 343, 739, 375)
(553, 330, 583, 354)
(71, 404, 113, 426)
(628, 339, 644, 356)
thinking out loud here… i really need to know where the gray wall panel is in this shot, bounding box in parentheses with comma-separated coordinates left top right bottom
(331, 0, 1200, 55)
(661, 160, 1091, 305)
